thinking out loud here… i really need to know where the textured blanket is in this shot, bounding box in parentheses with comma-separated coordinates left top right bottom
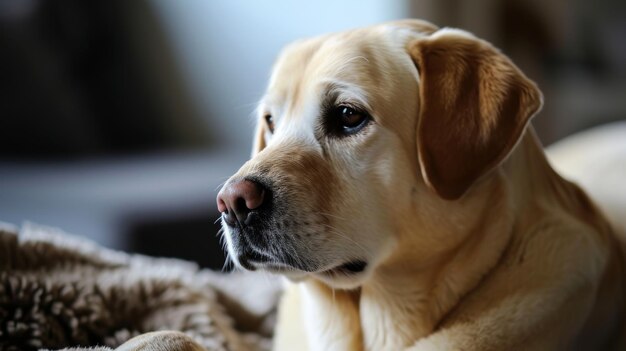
(0, 222, 281, 351)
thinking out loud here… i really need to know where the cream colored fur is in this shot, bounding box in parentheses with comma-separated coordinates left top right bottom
(221, 20, 626, 350)
(117, 331, 206, 351)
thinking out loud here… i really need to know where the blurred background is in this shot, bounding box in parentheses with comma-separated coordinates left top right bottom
(0, 0, 624, 269)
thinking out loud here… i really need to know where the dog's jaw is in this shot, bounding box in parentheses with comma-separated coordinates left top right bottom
(223, 224, 387, 289)
(313, 262, 373, 289)
(222, 208, 399, 289)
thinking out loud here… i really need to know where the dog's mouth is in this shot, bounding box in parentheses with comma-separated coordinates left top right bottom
(254, 261, 297, 272)
(321, 260, 368, 276)
(249, 259, 368, 276)
(230, 230, 370, 281)
(244, 256, 370, 287)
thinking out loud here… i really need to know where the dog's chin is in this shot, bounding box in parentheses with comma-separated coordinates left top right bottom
(251, 259, 372, 289)
(249, 261, 307, 280)
(312, 260, 371, 289)
(225, 234, 374, 289)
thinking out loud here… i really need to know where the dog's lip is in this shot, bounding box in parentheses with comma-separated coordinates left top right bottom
(248, 258, 369, 277)
(320, 260, 368, 276)
(250, 261, 296, 272)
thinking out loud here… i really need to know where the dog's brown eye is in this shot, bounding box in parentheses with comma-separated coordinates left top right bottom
(264, 114, 274, 133)
(338, 106, 369, 134)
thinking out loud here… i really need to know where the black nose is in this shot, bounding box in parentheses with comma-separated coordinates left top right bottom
(216, 179, 266, 227)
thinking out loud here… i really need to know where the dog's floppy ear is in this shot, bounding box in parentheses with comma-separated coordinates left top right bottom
(252, 120, 268, 157)
(408, 29, 543, 200)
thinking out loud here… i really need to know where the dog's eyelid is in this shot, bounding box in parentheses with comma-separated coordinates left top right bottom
(335, 91, 370, 107)
(322, 80, 371, 106)
(336, 99, 361, 109)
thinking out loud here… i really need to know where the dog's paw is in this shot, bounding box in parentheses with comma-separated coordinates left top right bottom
(116, 331, 206, 351)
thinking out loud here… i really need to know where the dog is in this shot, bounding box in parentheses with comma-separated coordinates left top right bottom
(217, 19, 626, 350)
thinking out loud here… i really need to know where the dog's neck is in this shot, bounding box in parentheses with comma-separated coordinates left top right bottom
(359, 175, 517, 350)
(303, 130, 555, 351)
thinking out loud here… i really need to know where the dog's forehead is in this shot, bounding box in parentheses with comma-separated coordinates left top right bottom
(264, 25, 416, 116)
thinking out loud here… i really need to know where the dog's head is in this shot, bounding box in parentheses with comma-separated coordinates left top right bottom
(217, 20, 542, 289)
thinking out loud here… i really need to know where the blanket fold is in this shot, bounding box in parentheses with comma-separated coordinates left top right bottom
(0, 222, 280, 351)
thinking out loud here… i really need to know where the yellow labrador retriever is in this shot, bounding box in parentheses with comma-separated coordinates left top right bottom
(217, 20, 626, 350)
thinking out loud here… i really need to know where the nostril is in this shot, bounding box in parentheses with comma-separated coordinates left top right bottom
(235, 197, 247, 212)
(231, 197, 249, 224)
(217, 196, 228, 214)
(217, 179, 268, 227)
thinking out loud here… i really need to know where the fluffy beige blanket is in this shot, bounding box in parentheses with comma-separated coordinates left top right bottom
(0, 222, 281, 351)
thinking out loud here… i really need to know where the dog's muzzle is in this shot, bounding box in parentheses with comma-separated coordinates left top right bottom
(216, 179, 275, 269)
(217, 178, 370, 279)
